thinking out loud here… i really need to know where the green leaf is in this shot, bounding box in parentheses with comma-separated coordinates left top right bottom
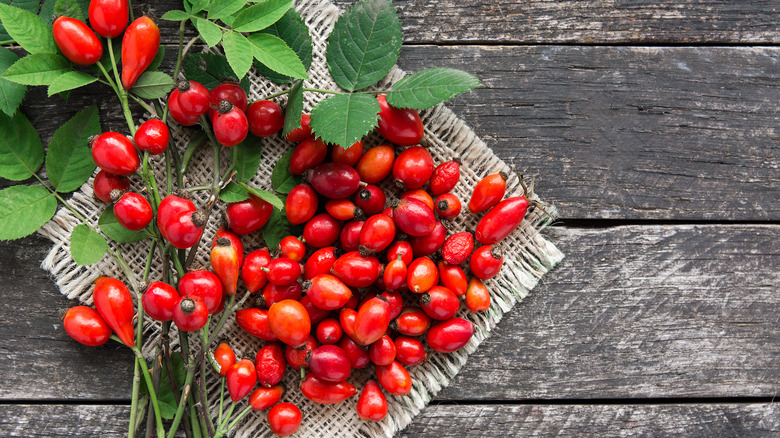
(46, 70, 97, 97)
(161, 9, 190, 20)
(207, 0, 246, 20)
(145, 352, 186, 420)
(247, 33, 307, 80)
(146, 46, 166, 72)
(182, 52, 250, 91)
(282, 80, 303, 138)
(131, 71, 175, 99)
(193, 17, 222, 47)
(386, 67, 482, 109)
(310, 93, 379, 148)
(46, 106, 99, 192)
(270, 148, 301, 194)
(190, 0, 210, 14)
(219, 181, 249, 202)
(94, 38, 121, 74)
(0, 111, 43, 180)
(69, 224, 107, 265)
(53, 0, 89, 22)
(231, 0, 292, 33)
(240, 183, 283, 210)
(38, 0, 57, 25)
(0, 0, 39, 39)
(254, 8, 312, 84)
(0, 46, 27, 116)
(2, 54, 71, 86)
(98, 208, 148, 243)
(261, 207, 300, 250)
(0, 3, 58, 54)
(0, 185, 57, 240)
(326, 0, 402, 91)
(221, 31, 253, 80)
(231, 135, 262, 182)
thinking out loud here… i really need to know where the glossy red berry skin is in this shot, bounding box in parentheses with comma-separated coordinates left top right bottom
(285, 335, 317, 370)
(277, 235, 305, 262)
(303, 246, 338, 280)
(426, 317, 474, 353)
(407, 257, 439, 293)
(408, 220, 447, 257)
(261, 282, 302, 308)
(475, 196, 531, 245)
(469, 245, 504, 280)
(255, 343, 286, 387)
(236, 308, 278, 341)
(157, 194, 195, 239)
(466, 277, 491, 312)
(247, 100, 284, 137)
(339, 335, 370, 369)
(164, 209, 204, 249)
(376, 94, 424, 146)
(316, 318, 343, 345)
(285, 113, 313, 142)
(383, 255, 407, 291)
(226, 194, 273, 235)
(214, 342, 236, 376)
(393, 197, 436, 237)
(331, 251, 381, 288)
(210, 236, 241, 296)
(93, 170, 130, 203)
(356, 144, 395, 184)
(91, 132, 139, 176)
(121, 16, 160, 89)
(392, 146, 434, 190)
(290, 138, 328, 175)
(212, 101, 249, 147)
(209, 82, 248, 118)
(359, 214, 396, 254)
(285, 184, 319, 225)
(469, 172, 508, 213)
(309, 345, 352, 382)
(438, 261, 468, 297)
(226, 359, 257, 402)
(63, 306, 112, 347)
(394, 306, 431, 336)
(178, 270, 224, 314)
(268, 403, 302, 437)
(435, 193, 462, 220)
(88, 0, 129, 38)
(356, 380, 388, 422)
(172, 296, 209, 332)
(394, 336, 426, 366)
(354, 185, 386, 216)
(325, 198, 363, 221)
(354, 296, 391, 346)
(386, 241, 414, 266)
(441, 232, 475, 266)
(241, 248, 272, 292)
(142, 281, 179, 322)
(339, 220, 364, 252)
(176, 80, 210, 115)
(168, 90, 201, 126)
(265, 257, 302, 286)
(300, 374, 357, 404)
(331, 140, 363, 167)
(400, 188, 434, 211)
(306, 274, 352, 310)
(430, 160, 461, 196)
(375, 360, 413, 395)
(249, 385, 283, 411)
(134, 119, 170, 155)
(268, 299, 311, 348)
(305, 162, 361, 199)
(420, 285, 460, 320)
(369, 334, 396, 366)
(113, 192, 152, 231)
(303, 213, 342, 248)
(53, 17, 103, 65)
(381, 290, 404, 320)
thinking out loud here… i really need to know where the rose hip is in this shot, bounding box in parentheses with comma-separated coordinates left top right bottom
(355, 144, 394, 184)
(375, 360, 412, 396)
(305, 274, 352, 310)
(438, 261, 468, 297)
(249, 385, 283, 411)
(142, 281, 179, 322)
(226, 194, 273, 234)
(394, 336, 426, 366)
(113, 192, 153, 231)
(300, 374, 357, 404)
(325, 198, 364, 221)
(339, 336, 370, 369)
(303, 213, 342, 248)
(354, 185, 386, 216)
(246, 100, 283, 137)
(331, 140, 363, 167)
(300, 295, 330, 325)
(376, 94, 424, 146)
(305, 162, 361, 199)
(441, 231, 475, 265)
(358, 214, 396, 255)
(261, 282, 302, 308)
(93, 170, 130, 203)
(264, 257, 302, 286)
(285, 335, 317, 370)
(386, 241, 414, 266)
(356, 380, 388, 422)
(426, 317, 474, 353)
(157, 194, 195, 240)
(255, 342, 286, 387)
(469, 245, 504, 280)
(434, 193, 462, 220)
(236, 308, 278, 341)
(394, 306, 431, 336)
(63, 306, 111, 347)
(339, 220, 364, 252)
(90, 132, 139, 175)
(163, 209, 205, 249)
(285, 113, 313, 143)
(383, 254, 407, 291)
(309, 345, 351, 382)
(211, 101, 248, 147)
(393, 197, 436, 237)
(134, 119, 169, 155)
(213, 342, 236, 376)
(420, 285, 460, 320)
(178, 270, 223, 314)
(469, 172, 507, 213)
(210, 237, 241, 295)
(285, 183, 318, 225)
(331, 251, 381, 288)
(407, 257, 438, 293)
(475, 196, 531, 245)
(209, 82, 248, 119)
(268, 299, 311, 347)
(354, 295, 391, 346)
(466, 277, 491, 312)
(241, 248, 272, 292)
(268, 403, 301, 437)
(173, 296, 209, 332)
(316, 318, 343, 345)
(289, 138, 328, 175)
(392, 146, 434, 190)
(400, 188, 434, 211)
(408, 220, 447, 257)
(226, 359, 256, 402)
(381, 290, 404, 320)
(369, 334, 396, 366)
(277, 235, 306, 262)
(430, 160, 461, 196)
(175, 80, 210, 115)
(303, 246, 338, 280)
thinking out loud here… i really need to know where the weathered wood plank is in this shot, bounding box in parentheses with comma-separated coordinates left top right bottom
(1, 403, 778, 437)
(147, 0, 780, 45)
(0, 225, 777, 400)
(12, 46, 780, 220)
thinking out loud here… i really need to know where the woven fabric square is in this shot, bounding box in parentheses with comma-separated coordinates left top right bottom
(37, 0, 565, 436)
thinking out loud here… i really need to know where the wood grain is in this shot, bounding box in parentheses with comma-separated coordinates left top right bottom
(1, 225, 776, 400)
(1, 403, 777, 437)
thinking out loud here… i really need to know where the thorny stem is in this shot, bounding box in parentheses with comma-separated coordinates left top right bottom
(142, 241, 157, 283)
(154, 100, 183, 189)
(218, 378, 226, 426)
(173, 21, 187, 80)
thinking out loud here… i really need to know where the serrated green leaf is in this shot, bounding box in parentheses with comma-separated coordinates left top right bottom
(0, 185, 56, 240)
(69, 224, 107, 265)
(47, 70, 97, 97)
(2, 54, 71, 86)
(221, 31, 253, 80)
(270, 147, 301, 194)
(254, 8, 312, 84)
(0, 0, 39, 40)
(240, 183, 283, 210)
(98, 208, 148, 243)
(261, 207, 300, 250)
(326, 0, 402, 91)
(310, 93, 379, 148)
(190, 0, 210, 14)
(193, 17, 222, 47)
(386, 67, 482, 110)
(207, 0, 246, 20)
(219, 181, 249, 202)
(0, 111, 42, 180)
(38, 0, 57, 25)
(231, 135, 262, 182)
(161, 9, 190, 20)
(53, 0, 89, 21)
(46, 106, 99, 192)
(247, 33, 307, 80)
(231, 0, 291, 32)
(0, 3, 58, 54)
(182, 52, 251, 91)
(282, 80, 303, 138)
(131, 71, 174, 99)
(147, 46, 166, 72)
(0, 46, 26, 116)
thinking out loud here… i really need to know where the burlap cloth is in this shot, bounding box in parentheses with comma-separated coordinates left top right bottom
(37, 0, 564, 435)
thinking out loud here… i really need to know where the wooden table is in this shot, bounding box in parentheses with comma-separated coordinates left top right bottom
(2, 0, 779, 436)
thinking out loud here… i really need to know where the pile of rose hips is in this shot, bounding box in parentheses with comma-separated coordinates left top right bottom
(63, 74, 533, 435)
